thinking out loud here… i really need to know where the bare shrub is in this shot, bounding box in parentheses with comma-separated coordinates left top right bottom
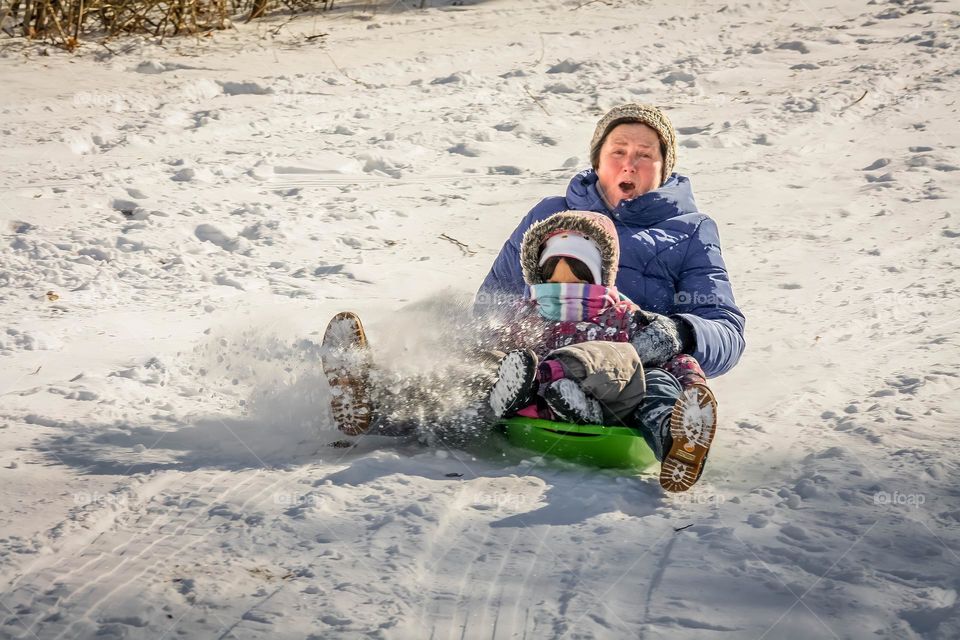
(0, 0, 428, 50)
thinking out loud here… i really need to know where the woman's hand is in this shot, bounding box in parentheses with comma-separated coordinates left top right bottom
(631, 310, 691, 367)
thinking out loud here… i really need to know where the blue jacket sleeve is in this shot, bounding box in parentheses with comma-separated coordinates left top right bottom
(673, 217, 746, 378)
(475, 198, 565, 312)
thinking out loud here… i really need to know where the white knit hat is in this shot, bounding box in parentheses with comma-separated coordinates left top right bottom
(537, 232, 603, 285)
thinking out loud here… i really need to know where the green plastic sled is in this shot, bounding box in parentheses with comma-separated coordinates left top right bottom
(498, 416, 658, 471)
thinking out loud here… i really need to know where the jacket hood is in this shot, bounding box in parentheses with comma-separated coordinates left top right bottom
(519, 210, 620, 287)
(565, 169, 700, 226)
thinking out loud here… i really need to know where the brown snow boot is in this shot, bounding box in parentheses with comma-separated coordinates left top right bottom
(321, 312, 374, 436)
(659, 384, 718, 492)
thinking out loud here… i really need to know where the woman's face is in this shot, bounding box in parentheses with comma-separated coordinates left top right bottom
(596, 123, 664, 209)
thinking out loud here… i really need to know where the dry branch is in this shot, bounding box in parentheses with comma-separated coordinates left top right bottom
(0, 0, 353, 47)
(439, 233, 476, 257)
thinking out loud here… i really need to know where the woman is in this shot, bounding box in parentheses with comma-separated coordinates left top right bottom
(476, 103, 746, 489)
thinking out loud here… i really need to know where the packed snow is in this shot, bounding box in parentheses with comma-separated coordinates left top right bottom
(1, 0, 959, 638)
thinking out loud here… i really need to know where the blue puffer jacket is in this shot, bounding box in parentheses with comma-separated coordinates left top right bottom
(476, 170, 746, 378)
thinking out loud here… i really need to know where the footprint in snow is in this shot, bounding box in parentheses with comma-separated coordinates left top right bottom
(195, 224, 247, 253)
(783, 96, 819, 113)
(488, 166, 522, 175)
(777, 40, 810, 54)
(430, 72, 471, 85)
(171, 168, 196, 182)
(217, 80, 272, 96)
(448, 143, 481, 157)
(320, 614, 352, 627)
(359, 154, 402, 178)
(661, 71, 696, 85)
(547, 59, 582, 73)
(111, 198, 142, 216)
(862, 158, 891, 171)
(543, 82, 577, 94)
(747, 513, 769, 528)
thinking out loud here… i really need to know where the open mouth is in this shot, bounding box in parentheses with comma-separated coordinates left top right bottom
(618, 181, 636, 194)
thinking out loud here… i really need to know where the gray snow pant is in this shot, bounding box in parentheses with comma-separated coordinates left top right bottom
(545, 341, 647, 424)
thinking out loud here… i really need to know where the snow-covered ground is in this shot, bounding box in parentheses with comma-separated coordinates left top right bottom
(2, 0, 959, 637)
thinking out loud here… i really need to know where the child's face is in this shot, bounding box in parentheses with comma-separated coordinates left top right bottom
(547, 258, 590, 284)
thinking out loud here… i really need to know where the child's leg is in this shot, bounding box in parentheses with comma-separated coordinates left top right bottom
(488, 350, 566, 422)
(542, 341, 645, 423)
(540, 378, 603, 424)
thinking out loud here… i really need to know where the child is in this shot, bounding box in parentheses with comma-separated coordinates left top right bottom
(487, 210, 718, 492)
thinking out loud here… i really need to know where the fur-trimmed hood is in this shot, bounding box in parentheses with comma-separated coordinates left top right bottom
(519, 210, 620, 286)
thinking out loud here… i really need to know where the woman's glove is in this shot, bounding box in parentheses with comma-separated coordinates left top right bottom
(631, 311, 694, 367)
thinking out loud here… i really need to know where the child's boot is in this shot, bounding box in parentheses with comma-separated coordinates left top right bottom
(542, 378, 603, 425)
(489, 349, 539, 419)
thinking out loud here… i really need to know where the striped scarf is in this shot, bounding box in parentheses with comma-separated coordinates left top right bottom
(529, 282, 622, 322)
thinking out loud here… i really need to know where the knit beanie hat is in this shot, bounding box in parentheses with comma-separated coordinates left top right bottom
(520, 211, 620, 287)
(589, 103, 678, 186)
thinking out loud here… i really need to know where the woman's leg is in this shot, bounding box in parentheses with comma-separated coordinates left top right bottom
(633, 368, 718, 492)
(632, 368, 683, 461)
(369, 356, 499, 436)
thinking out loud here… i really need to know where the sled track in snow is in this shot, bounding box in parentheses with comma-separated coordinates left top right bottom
(2, 469, 270, 638)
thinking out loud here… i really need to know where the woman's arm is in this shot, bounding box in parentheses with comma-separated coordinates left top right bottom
(628, 217, 745, 378)
(672, 217, 746, 377)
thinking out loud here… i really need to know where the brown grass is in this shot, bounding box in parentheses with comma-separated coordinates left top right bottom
(0, 0, 413, 50)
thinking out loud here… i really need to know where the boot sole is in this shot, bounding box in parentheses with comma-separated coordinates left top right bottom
(322, 312, 373, 436)
(489, 350, 538, 418)
(543, 378, 602, 425)
(660, 384, 717, 492)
